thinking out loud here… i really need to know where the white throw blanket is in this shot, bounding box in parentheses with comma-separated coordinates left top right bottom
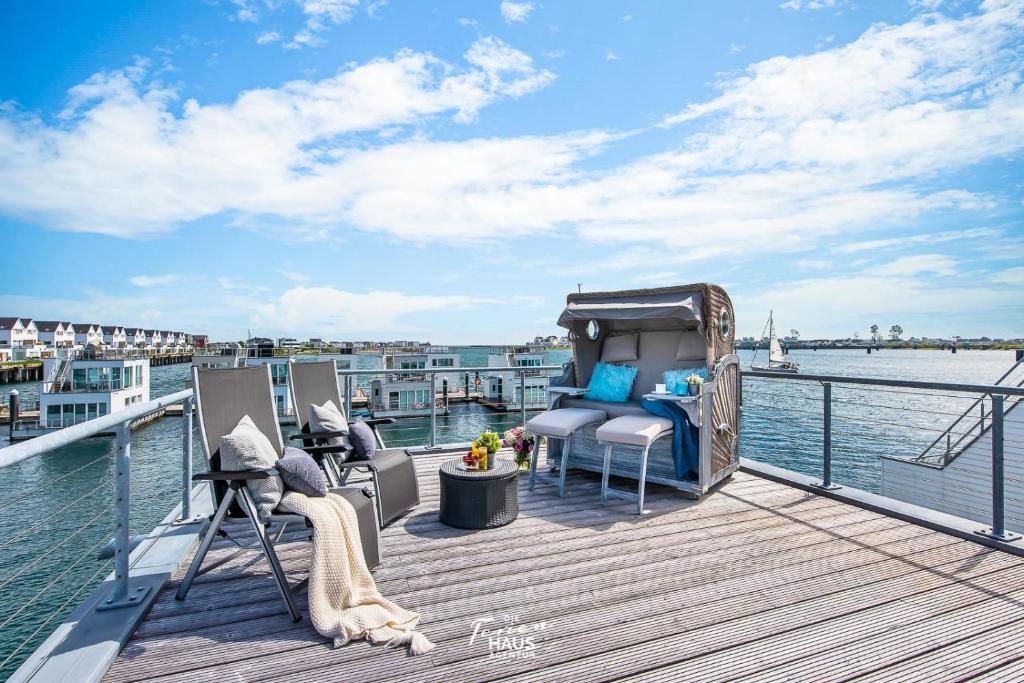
(279, 490, 435, 654)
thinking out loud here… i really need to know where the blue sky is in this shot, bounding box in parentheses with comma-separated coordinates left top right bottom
(0, 0, 1022, 343)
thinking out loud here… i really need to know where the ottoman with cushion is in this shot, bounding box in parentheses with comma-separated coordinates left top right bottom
(596, 415, 674, 515)
(526, 407, 607, 496)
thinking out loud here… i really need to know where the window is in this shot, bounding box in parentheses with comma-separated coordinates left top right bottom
(99, 402, 107, 416)
(87, 403, 98, 421)
(399, 360, 425, 370)
(586, 320, 600, 341)
(47, 405, 61, 428)
(432, 358, 454, 367)
(124, 366, 133, 388)
(388, 392, 399, 411)
(112, 367, 122, 389)
(72, 368, 86, 389)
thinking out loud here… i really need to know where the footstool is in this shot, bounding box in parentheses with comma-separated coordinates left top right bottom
(526, 407, 607, 496)
(596, 415, 674, 515)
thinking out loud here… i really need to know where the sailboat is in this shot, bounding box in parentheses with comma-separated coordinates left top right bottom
(751, 311, 800, 373)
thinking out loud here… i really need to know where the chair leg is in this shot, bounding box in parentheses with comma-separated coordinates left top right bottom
(637, 445, 651, 516)
(238, 487, 302, 622)
(176, 487, 236, 602)
(601, 444, 613, 505)
(370, 469, 386, 529)
(322, 456, 341, 488)
(558, 433, 572, 497)
(528, 437, 541, 491)
(273, 521, 288, 543)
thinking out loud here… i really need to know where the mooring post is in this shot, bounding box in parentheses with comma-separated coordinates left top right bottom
(9, 389, 18, 441)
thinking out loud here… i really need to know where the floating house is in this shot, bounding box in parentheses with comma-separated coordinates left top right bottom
(483, 345, 551, 411)
(369, 346, 460, 418)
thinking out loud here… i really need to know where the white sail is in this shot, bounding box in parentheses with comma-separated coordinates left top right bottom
(769, 336, 785, 363)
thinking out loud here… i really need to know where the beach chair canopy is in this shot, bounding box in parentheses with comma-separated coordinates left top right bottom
(557, 286, 704, 335)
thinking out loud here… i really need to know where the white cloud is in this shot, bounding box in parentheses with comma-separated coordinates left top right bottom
(278, 269, 311, 282)
(367, 0, 389, 19)
(256, 31, 282, 45)
(728, 43, 746, 54)
(632, 271, 681, 285)
(780, 0, 842, 10)
(0, 38, 556, 237)
(605, 50, 618, 61)
(253, 286, 480, 335)
(500, 1, 534, 23)
(991, 266, 1024, 286)
(232, 0, 259, 22)
(868, 253, 958, 277)
(130, 274, 177, 287)
(457, 17, 478, 27)
(622, 14, 633, 22)
(834, 228, 1001, 254)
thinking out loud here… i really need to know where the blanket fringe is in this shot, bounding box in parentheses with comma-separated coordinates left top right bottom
(363, 626, 436, 655)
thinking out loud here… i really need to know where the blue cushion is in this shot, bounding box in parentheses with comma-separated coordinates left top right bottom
(584, 362, 639, 402)
(664, 367, 708, 394)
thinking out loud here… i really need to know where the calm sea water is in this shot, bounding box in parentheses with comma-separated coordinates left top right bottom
(0, 347, 1017, 675)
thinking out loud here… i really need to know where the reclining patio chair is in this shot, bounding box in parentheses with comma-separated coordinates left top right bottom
(288, 359, 420, 528)
(175, 365, 380, 622)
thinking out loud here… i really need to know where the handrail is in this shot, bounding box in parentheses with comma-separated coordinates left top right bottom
(916, 361, 1024, 464)
(336, 364, 565, 376)
(0, 389, 193, 470)
(741, 369, 1024, 396)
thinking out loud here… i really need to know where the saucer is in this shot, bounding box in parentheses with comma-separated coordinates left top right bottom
(650, 391, 672, 396)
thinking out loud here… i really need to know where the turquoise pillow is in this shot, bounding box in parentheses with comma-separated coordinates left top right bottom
(584, 362, 639, 402)
(664, 367, 708, 394)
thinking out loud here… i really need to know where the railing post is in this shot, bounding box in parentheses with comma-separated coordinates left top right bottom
(977, 394, 1021, 542)
(344, 374, 353, 418)
(813, 381, 840, 491)
(99, 421, 152, 609)
(179, 396, 194, 521)
(8, 389, 17, 441)
(520, 370, 527, 427)
(427, 372, 439, 450)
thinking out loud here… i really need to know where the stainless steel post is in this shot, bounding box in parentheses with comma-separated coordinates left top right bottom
(180, 396, 194, 520)
(813, 382, 840, 490)
(99, 422, 151, 609)
(8, 389, 17, 441)
(520, 370, 527, 427)
(977, 395, 1021, 541)
(345, 374, 353, 417)
(429, 373, 438, 449)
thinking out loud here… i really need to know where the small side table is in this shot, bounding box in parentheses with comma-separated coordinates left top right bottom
(438, 459, 520, 529)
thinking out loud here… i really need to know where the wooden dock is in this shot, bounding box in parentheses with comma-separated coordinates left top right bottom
(104, 450, 1024, 682)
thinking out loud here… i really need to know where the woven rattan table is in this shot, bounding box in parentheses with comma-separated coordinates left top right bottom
(438, 458, 520, 529)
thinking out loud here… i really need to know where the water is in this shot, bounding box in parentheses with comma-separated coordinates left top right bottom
(0, 347, 1016, 676)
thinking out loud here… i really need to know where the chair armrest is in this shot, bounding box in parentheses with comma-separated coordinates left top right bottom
(299, 444, 354, 457)
(547, 386, 585, 396)
(335, 460, 375, 471)
(288, 429, 349, 441)
(193, 467, 278, 482)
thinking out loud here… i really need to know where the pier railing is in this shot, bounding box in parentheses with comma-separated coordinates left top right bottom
(0, 388, 196, 677)
(336, 365, 566, 448)
(742, 370, 1024, 542)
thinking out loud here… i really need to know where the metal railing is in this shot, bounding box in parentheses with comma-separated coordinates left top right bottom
(915, 360, 1024, 465)
(0, 388, 195, 673)
(337, 365, 565, 448)
(742, 369, 1024, 542)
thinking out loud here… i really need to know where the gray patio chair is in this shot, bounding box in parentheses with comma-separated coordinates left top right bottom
(175, 365, 380, 622)
(288, 360, 420, 528)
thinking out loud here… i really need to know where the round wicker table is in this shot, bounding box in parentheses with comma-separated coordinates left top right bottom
(438, 458, 520, 529)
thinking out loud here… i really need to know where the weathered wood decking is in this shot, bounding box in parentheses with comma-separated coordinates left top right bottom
(105, 449, 1024, 682)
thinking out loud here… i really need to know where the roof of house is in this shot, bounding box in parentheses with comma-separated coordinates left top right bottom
(0, 317, 23, 330)
(34, 321, 68, 332)
(74, 324, 100, 331)
(100, 326, 122, 334)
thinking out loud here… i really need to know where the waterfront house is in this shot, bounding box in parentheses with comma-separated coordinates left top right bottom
(370, 346, 460, 418)
(484, 345, 551, 410)
(36, 355, 150, 429)
(101, 325, 128, 349)
(35, 321, 75, 349)
(74, 323, 103, 347)
(144, 329, 162, 350)
(126, 328, 146, 347)
(193, 334, 208, 349)
(0, 317, 39, 355)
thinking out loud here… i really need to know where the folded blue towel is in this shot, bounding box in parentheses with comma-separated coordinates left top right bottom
(642, 398, 699, 479)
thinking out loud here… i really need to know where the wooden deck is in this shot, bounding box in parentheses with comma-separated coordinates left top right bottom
(104, 449, 1024, 682)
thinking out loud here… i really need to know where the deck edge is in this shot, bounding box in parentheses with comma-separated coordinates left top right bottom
(740, 457, 1024, 556)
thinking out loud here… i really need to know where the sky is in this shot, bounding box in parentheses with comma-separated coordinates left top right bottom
(0, 0, 1022, 343)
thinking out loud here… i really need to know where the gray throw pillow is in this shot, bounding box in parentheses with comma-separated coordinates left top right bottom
(347, 420, 376, 461)
(601, 333, 639, 362)
(308, 400, 350, 462)
(277, 446, 328, 497)
(218, 415, 283, 519)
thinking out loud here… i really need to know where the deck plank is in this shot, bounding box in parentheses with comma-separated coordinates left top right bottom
(104, 450, 1024, 683)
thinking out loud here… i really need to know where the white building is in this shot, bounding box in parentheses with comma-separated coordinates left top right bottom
(145, 330, 163, 350)
(126, 328, 146, 347)
(484, 346, 551, 410)
(101, 326, 128, 348)
(74, 324, 103, 347)
(36, 321, 75, 349)
(39, 356, 150, 429)
(370, 346, 461, 418)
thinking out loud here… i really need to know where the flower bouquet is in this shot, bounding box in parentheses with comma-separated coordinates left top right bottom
(463, 431, 502, 469)
(503, 425, 535, 470)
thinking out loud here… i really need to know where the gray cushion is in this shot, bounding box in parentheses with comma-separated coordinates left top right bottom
(596, 415, 674, 447)
(219, 415, 284, 518)
(561, 397, 650, 419)
(676, 330, 707, 362)
(527, 408, 607, 438)
(309, 400, 350, 461)
(277, 446, 328, 497)
(601, 333, 639, 362)
(347, 420, 376, 461)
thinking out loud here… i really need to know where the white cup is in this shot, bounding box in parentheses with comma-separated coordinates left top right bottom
(654, 383, 667, 393)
